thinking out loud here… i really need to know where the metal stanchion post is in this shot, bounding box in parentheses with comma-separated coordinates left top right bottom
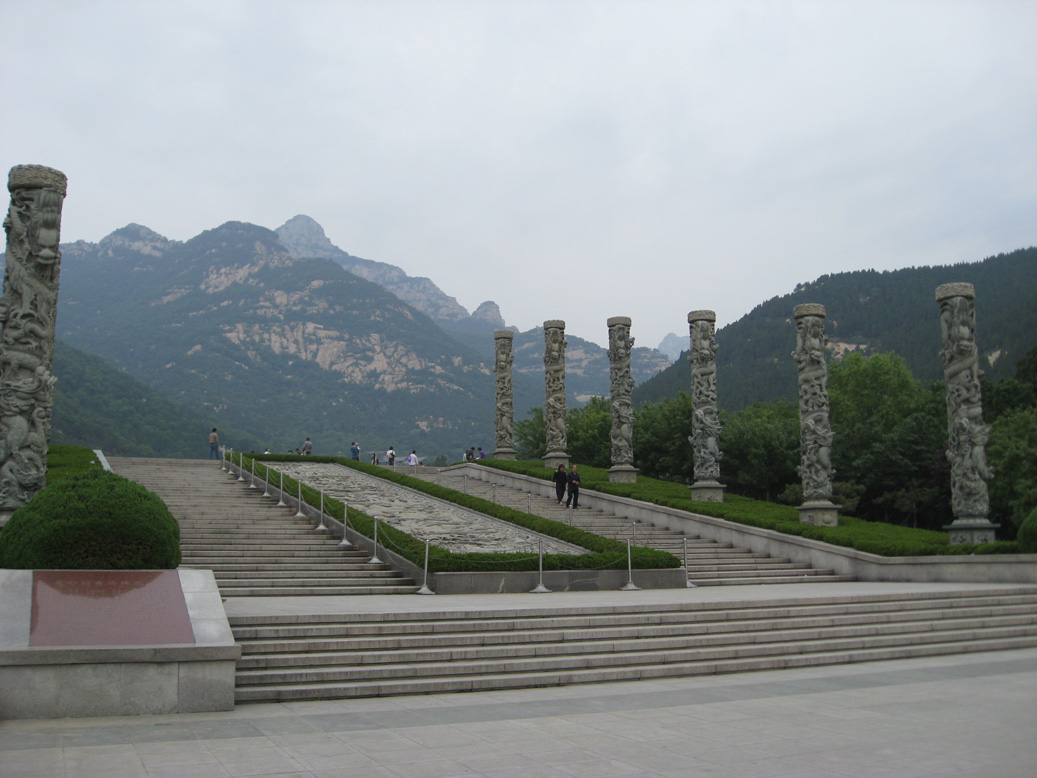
(227, 449, 236, 477)
(261, 465, 272, 498)
(220, 448, 227, 472)
(527, 493, 532, 514)
(621, 539, 641, 591)
(684, 537, 696, 588)
(530, 539, 551, 593)
(491, 484, 496, 504)
(294, 481, 307, 518)
(416, 539, 434, 595)
(237, 453, 246, 482)
(276, 471, 287, 508)
(463, 475, 468, 494)
(315, 490, 328, 532)
(338, 503, 353, 547)
(368, 517, 384, 565)
(248, 458, 257, 489)
(630, 520, 641, 547)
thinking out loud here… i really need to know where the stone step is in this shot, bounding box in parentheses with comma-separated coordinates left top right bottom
(235, 601, 1037, 658)
(233, 634, 1037, 703)
(236, 617, 1037, 680)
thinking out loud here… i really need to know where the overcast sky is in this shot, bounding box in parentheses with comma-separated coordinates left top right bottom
(2, 0, 1034, 350)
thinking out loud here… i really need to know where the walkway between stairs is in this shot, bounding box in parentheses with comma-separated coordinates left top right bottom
(5, 646, 1035, 777)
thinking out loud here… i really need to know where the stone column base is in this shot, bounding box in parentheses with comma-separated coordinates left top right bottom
(491, 448, 516, 461)
(944, 518, 999, 545)
(690, 481, 725, 502)
(608, 465, 638, 483)
(797, 500, 839, 526)
(543, 451, 570, 470)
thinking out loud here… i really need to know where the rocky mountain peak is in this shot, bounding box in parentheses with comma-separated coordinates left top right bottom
(98, 223, 176, 257)
(471, 301, 505, 328)
(275, 214, 341, 260)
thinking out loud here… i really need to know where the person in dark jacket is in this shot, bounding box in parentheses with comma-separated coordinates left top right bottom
(552, 464, 567, 504)
(565, 464, 581, 509)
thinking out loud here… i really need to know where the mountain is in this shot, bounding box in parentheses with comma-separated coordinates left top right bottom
(53, 221, 496, 458)
(656, 332, 685, 361)
(634, 247, 1037, 411)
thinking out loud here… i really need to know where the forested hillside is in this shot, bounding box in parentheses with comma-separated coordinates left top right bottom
(635, 247, 1037, 410)
(50, 340, 263, 457)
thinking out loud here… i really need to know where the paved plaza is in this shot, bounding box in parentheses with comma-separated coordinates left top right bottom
(3, 584, 1035, 778)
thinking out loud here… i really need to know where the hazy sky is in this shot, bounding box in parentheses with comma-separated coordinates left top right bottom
(2, 1, 1034, 349)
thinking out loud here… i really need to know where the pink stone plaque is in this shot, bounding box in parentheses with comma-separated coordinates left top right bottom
(30, 570, 195, 647)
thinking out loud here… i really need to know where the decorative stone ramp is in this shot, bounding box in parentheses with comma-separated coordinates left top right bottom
(405, 465, 855, 586)
(226, 583, 1037, 703)
(109, 457, 418, 596)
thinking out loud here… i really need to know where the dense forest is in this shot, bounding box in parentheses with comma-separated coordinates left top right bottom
(635, 247, 1037, 411)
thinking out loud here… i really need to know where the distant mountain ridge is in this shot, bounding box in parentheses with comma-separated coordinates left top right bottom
(634, 247, 1037, 411)
(0, 216, 672, 458)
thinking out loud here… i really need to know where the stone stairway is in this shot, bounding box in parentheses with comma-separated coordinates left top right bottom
(406, 465, 854, 586)
(230, 587, 1037, 703)
(108, 457, 418, 596)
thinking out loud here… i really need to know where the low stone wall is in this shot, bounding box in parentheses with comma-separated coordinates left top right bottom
(0, 569, 240, 720)
(465, 465, 1037, 585)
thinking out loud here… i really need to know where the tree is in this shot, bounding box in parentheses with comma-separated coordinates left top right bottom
(514, 407, 546, 461)
(720, 399, 800, 501)
(566, 396, 612, 469)
(633, 392, 696, 482)
(827, 353, 949, 527)
(987, 406, 1037, 537)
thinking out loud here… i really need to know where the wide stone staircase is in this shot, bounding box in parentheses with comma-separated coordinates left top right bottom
(230, 587, 1037, 703)
(407, 465, 855, 586)
(109, 457, 418, 596)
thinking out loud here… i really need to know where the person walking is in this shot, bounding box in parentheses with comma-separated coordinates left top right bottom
(208, 428, 219, 459)
(350, 442, 360, 460)
(552, 464, 567, 504)
(302, 437, 313, 455)
(407, 450, 418, 466)
(386, 446, 396, 466)
(565, 464, 581, 509)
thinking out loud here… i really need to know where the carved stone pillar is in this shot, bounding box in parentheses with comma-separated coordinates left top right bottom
(492, 329, 516, 460)
(936, 283, 998, 544)
(687, 310, 724, 501)
(0, 165, 67, 524)
(543, 320, 569, 469)
(607, 316, 637, 483)
(792, 304, 838, 526)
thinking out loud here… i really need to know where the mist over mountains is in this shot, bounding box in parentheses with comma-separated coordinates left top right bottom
(3, 216, 670, 458)
(3, 211, 1032, 460)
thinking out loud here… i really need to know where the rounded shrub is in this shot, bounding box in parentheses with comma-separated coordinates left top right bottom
(0, 469, 180, 569)
(1017, 506, 1037, 553)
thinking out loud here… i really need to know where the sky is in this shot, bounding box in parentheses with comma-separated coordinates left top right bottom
(2, 0, 1035, 350)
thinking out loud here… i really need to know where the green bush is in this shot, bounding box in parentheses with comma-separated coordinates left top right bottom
(1018, 506, 1037, 553)
(0, 469, 180, 570)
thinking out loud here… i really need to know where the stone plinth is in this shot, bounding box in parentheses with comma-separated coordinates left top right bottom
(691, 480, 726, 502)
(608, 464, 638, 483)
(797, 500, 840, 527)
(491, 447, 517, 461)
(543, 451, 570, 470)
(0, 568, 239, 719)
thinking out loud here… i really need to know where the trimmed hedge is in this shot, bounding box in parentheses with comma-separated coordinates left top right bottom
(245, 454, 679, 573)
(480, 459, 1022, 557)
(0, 469, 181, 570)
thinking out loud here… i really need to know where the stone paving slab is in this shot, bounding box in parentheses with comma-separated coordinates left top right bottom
(2, 647, 1035, 777)
(272, 462, 585, 555)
